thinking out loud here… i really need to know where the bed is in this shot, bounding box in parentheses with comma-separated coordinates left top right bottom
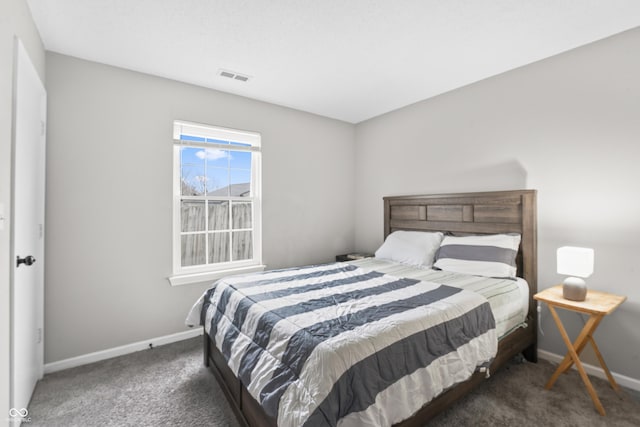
(188, 190, 537, 426)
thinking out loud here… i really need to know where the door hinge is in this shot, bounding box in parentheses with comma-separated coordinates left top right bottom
(41, 121, 46, 136)
(37, 328, 42, 344)
(39, 223, 43, 239)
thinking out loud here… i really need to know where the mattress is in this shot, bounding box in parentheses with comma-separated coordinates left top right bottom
(346, 257, 529, 339)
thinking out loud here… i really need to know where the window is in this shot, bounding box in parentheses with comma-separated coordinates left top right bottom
(170, 120, 263, 285)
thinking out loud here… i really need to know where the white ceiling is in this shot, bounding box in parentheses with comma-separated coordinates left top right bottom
(27, 0, 640, 123)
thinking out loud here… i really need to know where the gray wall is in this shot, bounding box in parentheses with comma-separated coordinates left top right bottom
(44, 53, 355, 363)
(0, 0, 45, 421)
(354, 27, 640, 380)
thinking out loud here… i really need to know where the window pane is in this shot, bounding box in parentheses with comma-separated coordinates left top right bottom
(232, 231, 253, 261)
(206, 168, 230, 196)
(181, 165, 206, 196)
(230, 150, 251, 169)
(181, 146, 204, 165)
(181, 147, 206, 196)
(230, 169, 251, 197)
(181, 234, 206, 266)
(180, 135, 205, 142)
(203, 148, 229, 168)
(209, 232, 230, 263)
(181, 200, 206, 232)
(232, 202, 252, 229)
(209, 201, 229, 230)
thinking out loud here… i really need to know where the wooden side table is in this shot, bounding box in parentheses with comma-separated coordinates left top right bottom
(534, 285, 626, 416)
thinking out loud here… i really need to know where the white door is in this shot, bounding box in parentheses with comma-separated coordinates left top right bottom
(11, 39, 46, 415)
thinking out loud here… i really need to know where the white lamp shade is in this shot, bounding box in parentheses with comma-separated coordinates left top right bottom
(557, 246, 594, 278)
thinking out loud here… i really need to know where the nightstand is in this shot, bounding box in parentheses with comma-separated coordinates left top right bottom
(534, 285, 626, 416)
(336, 253, 374, 262)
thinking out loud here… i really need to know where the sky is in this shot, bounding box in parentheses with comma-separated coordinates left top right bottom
(179, 135, 252, 196)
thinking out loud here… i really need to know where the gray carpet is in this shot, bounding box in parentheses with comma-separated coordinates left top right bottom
(28, 337, 640, 426)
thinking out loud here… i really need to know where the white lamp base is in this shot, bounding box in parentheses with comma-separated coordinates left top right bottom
(563, 277, 587, 301)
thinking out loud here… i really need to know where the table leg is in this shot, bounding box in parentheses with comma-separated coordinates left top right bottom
(545, 305, 606, 416)
(589, 335, 620, 392)
(555, 315, 603, 376)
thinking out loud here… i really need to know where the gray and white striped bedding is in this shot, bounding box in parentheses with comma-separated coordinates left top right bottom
(347, 258, 529, 339)
(186, 262, 501, 427)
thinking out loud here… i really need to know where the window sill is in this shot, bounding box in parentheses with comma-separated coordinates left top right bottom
(168, 264, 266, 287)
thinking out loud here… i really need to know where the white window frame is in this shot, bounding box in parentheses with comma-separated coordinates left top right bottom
(169, 120, 264, 286)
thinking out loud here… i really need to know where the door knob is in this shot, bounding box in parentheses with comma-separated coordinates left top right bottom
(16, 255, 36, 267)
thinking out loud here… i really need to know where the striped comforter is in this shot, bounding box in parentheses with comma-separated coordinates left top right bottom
(186, 263, 497, 427)
(347, 258, 528, 339)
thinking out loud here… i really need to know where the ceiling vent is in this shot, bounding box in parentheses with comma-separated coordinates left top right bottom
(218, 69, 251, 82)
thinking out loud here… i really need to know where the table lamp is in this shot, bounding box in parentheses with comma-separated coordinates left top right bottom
(557, 246, 594, 301)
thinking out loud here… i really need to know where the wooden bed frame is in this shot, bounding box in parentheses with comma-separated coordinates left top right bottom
(203, 189, 538, 427)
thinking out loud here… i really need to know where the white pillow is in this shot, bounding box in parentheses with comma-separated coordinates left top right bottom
(375, 231, 444, 268)
(433, 233, 521, 278)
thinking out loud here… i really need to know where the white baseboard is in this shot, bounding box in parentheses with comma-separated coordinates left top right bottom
(538, 349, 640, 392)
(44, 328, 203, 374)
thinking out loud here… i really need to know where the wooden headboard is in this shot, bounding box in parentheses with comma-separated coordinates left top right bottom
(383, 190, 537, 319)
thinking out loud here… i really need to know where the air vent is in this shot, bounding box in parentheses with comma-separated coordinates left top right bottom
(218, 69, 251, 83)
